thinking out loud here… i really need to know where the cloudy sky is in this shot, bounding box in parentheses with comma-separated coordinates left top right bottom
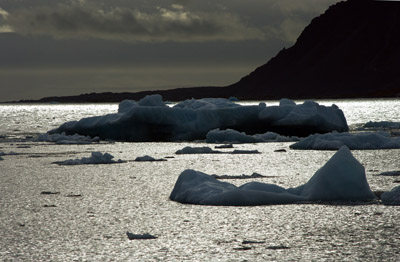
(0, 0, 340, 101)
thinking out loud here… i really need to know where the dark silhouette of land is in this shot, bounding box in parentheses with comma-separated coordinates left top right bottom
(15, 0, 400, 103)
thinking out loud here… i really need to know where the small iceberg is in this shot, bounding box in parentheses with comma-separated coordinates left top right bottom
(290, 131, 400, 150)
(126, 232, 158, 240)
(53, 152, 125, 165)
(170, 146, 376, 205)
(134, 155, 166, 162)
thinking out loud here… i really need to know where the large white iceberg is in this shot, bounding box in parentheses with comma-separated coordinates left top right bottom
(170, 146, 376, 205)
(290, 131, 400, 150)
(206, 128, 300, 144)
(49, 95, 348, 142)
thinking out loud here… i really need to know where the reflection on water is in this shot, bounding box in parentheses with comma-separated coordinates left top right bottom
(0, 141, 399, 261)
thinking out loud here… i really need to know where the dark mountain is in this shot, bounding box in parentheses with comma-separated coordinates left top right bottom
(13, 0, 400, 103)
(229, 0, 400, 99)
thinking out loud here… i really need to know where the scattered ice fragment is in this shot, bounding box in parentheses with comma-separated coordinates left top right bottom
(381, 186, 400, 206)
(170, 146, 376, 205)
(176, 146, 220, 154)
(290, 131, 400, 150)
(175, 146, 260, 155)
(215, 144, 234, 149)
(35, 132, 99, 144)
(211, 173, 266, 180)
(0, 156, 3, 161)
(375, 171, 400, 177)
(53, 152, 125, 165)
(134, 155, 166, 162)
(126, 232, 157, 240)
(49, 95, 348, 142)
(362, 121, 400, 130)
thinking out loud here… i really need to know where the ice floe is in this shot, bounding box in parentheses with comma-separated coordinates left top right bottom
(35, 132, 100, 144)
(134, 155, 166, 162)
(290, 131, 400, 150)
(49, 95, 348, 142)
(206, 128, 300, 144)
(381, 186, 400, 206)
(126, 232, 158, 240)
(170, 146, 376, 205)
(175, 146, 260, 155)
(362, 121, 400, 130)
(53, 152, 125, 165)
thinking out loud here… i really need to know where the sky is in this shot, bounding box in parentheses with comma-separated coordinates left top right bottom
(0, 0, 341, 102)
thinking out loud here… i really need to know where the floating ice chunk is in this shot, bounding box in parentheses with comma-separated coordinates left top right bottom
(176, 146, 220, 154)
(376, 171, 400, 177)
(206, 128, 299, 144)
(53, 152, 125, 165)
(381, 186, 400, 206)
(35, 132, 99, 144)
(0, 156, 3, 161)
(126, 232, 157, 240)
(363, 121, 400, 129)
(50, 95, 348, 142)
(290, 131, 400, 150)
(170, 146, 376, 205)
(175, 146, 260, 155)
(134, 155, 166, 162)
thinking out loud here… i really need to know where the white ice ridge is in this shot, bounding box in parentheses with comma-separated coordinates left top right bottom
(35, 132, 100, 144)
(290, 131, 400, 150)
(53, 152, 125, 165)
(49, 95, 348, 142)
(381, 186, 400, 206)
(206, 128, 300, 144)
(169, 146, 376, 205)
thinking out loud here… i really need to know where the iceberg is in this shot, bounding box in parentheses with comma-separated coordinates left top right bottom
(169, 146, 376, 205)
(53, 152, 125, 165)
(49, 95, 348, 142)
(381, 186, 400, 206)
(290, 131, 400, 150)
(206, 128, 299, 144)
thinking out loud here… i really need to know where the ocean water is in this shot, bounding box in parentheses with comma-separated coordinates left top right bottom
(1, 99, 400, 261)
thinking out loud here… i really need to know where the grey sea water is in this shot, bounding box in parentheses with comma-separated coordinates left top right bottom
(1, 99, 400, 261)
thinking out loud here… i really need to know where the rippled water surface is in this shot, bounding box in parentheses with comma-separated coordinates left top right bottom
(1, 99, 400, 261)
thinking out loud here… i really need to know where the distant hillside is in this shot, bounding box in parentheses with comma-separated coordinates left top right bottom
(14, 0, 400, 103)
(228, 0, 400, 99)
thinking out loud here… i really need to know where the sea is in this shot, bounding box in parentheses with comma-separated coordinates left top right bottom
(1, 99, 400, 261)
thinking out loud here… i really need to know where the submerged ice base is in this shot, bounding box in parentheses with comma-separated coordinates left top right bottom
(49, 95, 348, 142)
(170, 146, 376, 206)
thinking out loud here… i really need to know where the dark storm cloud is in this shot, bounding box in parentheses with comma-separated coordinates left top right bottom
(4, 1, 265, 42)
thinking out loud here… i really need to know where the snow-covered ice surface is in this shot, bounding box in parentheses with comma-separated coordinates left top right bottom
(1, 100, 400, 261)
(48, 95, 348, 141)
(291, 132, 400, 150)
